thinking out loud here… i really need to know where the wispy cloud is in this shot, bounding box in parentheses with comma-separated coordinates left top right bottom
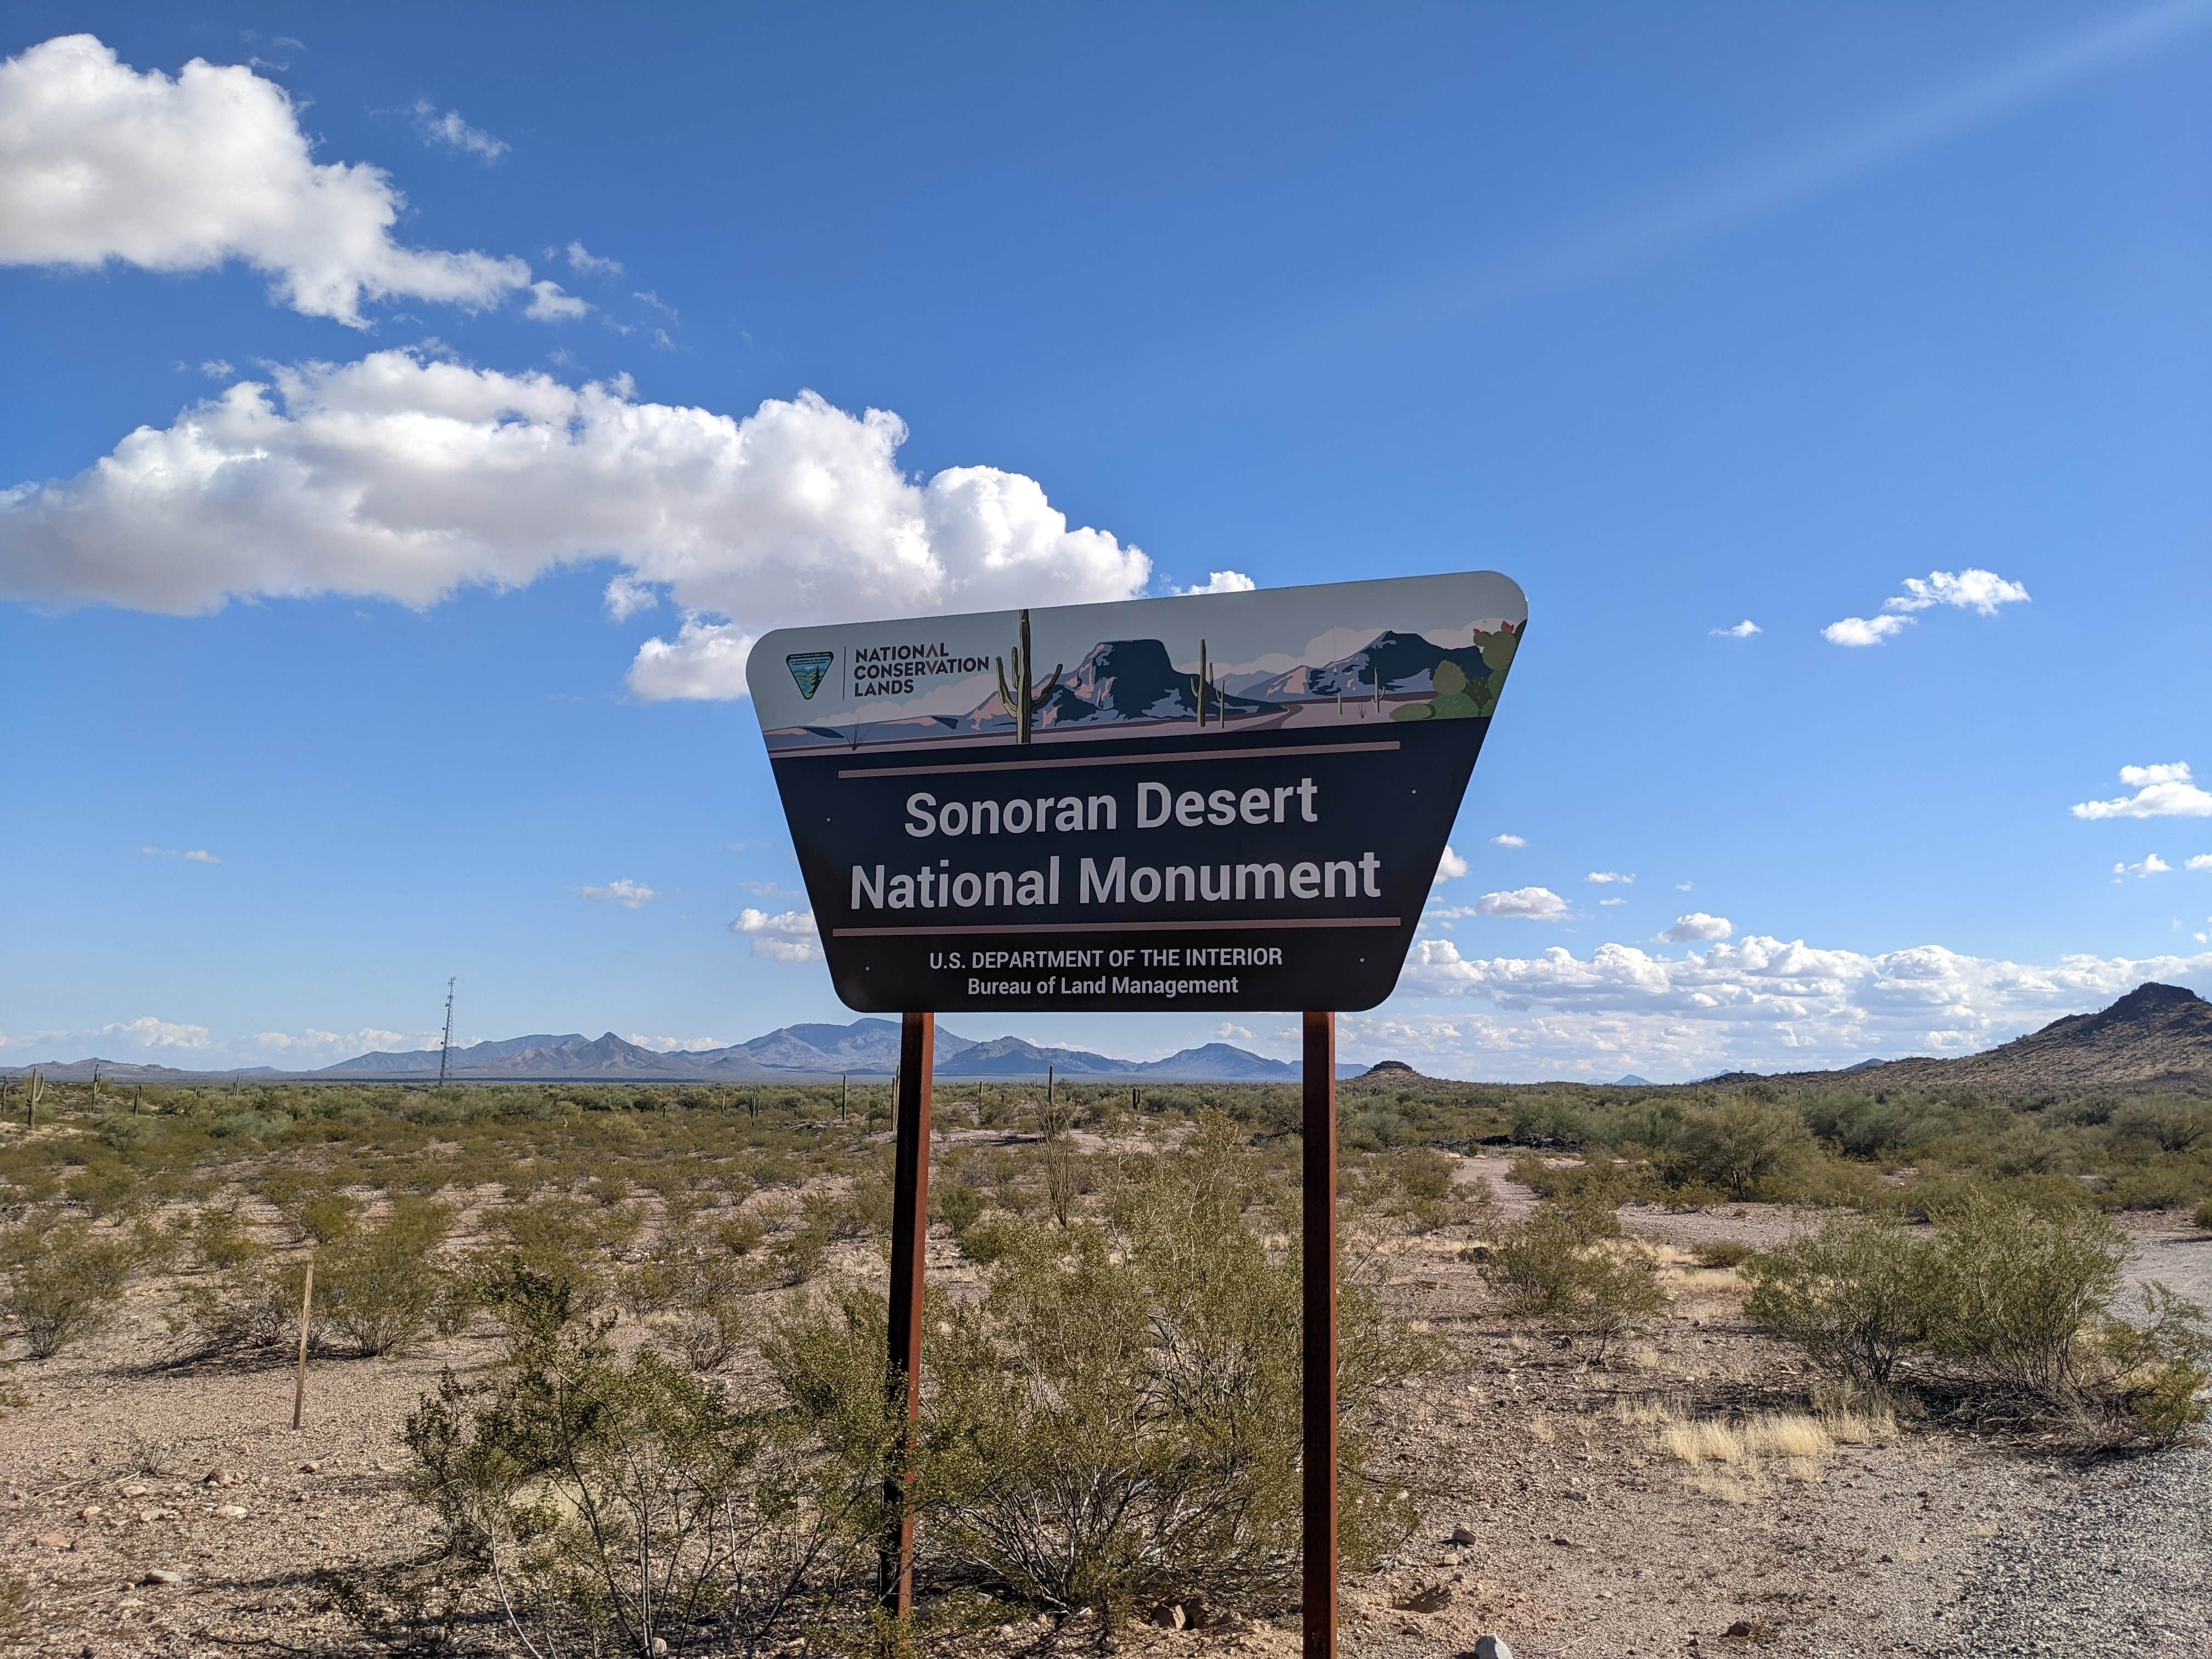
(2114, 854, 2172, 879)
(564, 241, 623, 277)
(142, 845, 221, 864)
(574, 878, 657, 908)
(1301, 0, 2212, 352)
(1586, 871, 1634, 885)
(1711, 619, 1760, 639)
(1490, 833, 1526, 848)
(410, 99, 507, 160)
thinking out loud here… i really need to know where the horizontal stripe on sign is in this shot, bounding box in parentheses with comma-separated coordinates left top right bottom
(836, 739, 1400, 780)
(832, 916, 1401, 938)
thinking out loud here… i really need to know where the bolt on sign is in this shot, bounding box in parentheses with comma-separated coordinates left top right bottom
(748, 571, 1526, 1013)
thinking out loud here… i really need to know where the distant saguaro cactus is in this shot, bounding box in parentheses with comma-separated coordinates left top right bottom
(995, 608, 1063, 746)
(1190, 639, 1212, 728)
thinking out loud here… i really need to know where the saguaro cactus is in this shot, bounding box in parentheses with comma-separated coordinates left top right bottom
(995, 608, 1062, 745)
(1190, 639, 1212, 728)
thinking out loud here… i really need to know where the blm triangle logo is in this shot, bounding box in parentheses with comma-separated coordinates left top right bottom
(786, 651, 834, 700)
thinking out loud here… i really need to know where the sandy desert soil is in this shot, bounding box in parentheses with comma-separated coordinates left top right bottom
(4, 1155, 2209, 1658)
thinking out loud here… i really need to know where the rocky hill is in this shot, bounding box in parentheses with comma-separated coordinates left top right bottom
(1716, 982, 2212, 1096)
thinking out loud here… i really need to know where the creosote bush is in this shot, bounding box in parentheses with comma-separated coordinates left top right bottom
(1746, 1192, 2211, 1447)
(2, 1220, 139, 1357)
(320, 1198, 453, 1358)
(1476, 1195, 1664, 1355)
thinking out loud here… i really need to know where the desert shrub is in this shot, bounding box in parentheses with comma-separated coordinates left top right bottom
(165, 1257, 320, 1364)
(404, 1304, 868, 1658)
(193, 1205, 264, 1271)
(2110, 1099, 2212, 1154)
(1750, 1192, 2210, 1447)
(958, 1217, 1019, 1266)
(2195, 1198, 2212, 1234)
(779, 1138, 1434, 1626)
(1662, 1097, 1816, 1199)
(1924, 1192, 2124, 1395)
(715, 1210, 769, 1257)
(1, 1220, 137, 1358)
(1742, 1215, 1938, 1385)
(934, 1180, 984, 1238)
(320, 1199, 452, 1357)
(771, 1225, 830, 1288)
(291, 1189, 362, 1245)
(1477, 1197, 1663, 1353)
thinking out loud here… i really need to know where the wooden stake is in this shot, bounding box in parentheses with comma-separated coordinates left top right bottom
(1301, 1012, 1339, 1659)
(879, 1012, 934, 1617)
(291, 1262, 315, 1431)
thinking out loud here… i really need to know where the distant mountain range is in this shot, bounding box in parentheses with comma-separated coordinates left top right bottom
(3, 1018, 1355, 1085)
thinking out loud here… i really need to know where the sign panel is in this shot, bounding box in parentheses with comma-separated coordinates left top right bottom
(749, 571, 1526, 1013)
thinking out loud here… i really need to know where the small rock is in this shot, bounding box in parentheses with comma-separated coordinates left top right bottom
(1474, 1637, 1515, 1659)
(1564, 1490, 1588, 1502)
(1149, 1605, 1187, 1629)
(78, 1505, 102, 1520)
(143, 1569, 183, 1587)
(215, 1503, 249, 1519)
(201, 1468, 233, 1486)
(121, 1485, 148, 1498)
(298, 1461, 321, 1474)
(650, 1641, 669, 1657)
(1449, 1525, 1480, 1545)
(35, 1534, 70, 1549)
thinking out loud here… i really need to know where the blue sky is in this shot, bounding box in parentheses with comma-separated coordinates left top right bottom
(2, 2, 2208, 1080)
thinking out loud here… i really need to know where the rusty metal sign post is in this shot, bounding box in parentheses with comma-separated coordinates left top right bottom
(751, 573, 1526, 1658)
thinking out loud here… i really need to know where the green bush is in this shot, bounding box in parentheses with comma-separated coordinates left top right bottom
(1743, 1215, 1937, 1385)
(934, 1180, 984, 1238)
(1662, 1097, 1816, 1199)
(1747, 1192, 2211, 1447)
(1476, 1197, 1663, 1353)
(405, 1301, 865, 1658)
(193, 1205, 263, 1272)
(2192, 1197, 2212, 1234)
(1691, 1240, 1756, 1269)
(320, 1200, 452, 1357)
(1, 1220, 137, 1358)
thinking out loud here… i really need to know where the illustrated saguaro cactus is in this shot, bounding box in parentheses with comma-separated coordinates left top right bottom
(995, 608, 1062, 745)
(1190, 638, 1212, 728)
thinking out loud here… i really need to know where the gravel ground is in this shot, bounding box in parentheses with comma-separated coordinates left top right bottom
(1930, 1444, 2212, 1658)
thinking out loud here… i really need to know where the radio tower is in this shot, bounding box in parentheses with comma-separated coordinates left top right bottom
(437, 978, 457, 1086)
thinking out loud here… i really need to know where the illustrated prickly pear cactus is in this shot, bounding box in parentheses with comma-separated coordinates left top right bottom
(1391, 625, 1522, 722)
(995, 608, 1063, 745)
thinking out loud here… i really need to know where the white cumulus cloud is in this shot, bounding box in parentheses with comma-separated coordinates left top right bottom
(1710, 619, 1760, 638)
(1173, 571, 1256, 595)
(1358, 936, 2212, 1081)
(100, 1015, 212, 1050)
(1658, 912, 1735, 943)
(2112, 854, 2171, 879)
(1586, 871, 1634, 885)
(1473, 887, 1569, 921)
(1824, 567, 2029, 647)
(574, 878, 657, 908)
(730, 907, 820, 962)
(1490, 833, 1526, 848)
(2188, 855, 2212, 873)
(1432, 845, 1469, 885)
(0, 353, 1152, 703)
(0, 36, 531, 325)
(524, 280, 589, 320)
(2072, 763, 2212, 821)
